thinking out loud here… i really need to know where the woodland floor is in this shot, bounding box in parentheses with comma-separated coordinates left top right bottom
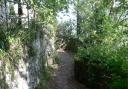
(48, 49, 86, 89)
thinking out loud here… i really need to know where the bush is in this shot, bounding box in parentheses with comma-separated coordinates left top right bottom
(74, 45, 128, 89)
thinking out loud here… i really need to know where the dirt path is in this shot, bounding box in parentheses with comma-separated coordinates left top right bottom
(48, 49, 86, 89)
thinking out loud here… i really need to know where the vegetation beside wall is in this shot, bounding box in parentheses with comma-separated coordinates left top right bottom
(0, 0, 68, 88)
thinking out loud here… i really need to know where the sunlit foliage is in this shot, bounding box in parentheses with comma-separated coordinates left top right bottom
(75, 0, 128, 89)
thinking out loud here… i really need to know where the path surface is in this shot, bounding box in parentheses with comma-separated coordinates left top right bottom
(48, 49, 86, 89)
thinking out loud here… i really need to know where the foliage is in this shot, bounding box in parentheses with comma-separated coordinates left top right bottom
(75, 0, 128, 89)
(0, 0, 68, 88)
(55, 20, 77, 52)
(75, 44, 128, 89)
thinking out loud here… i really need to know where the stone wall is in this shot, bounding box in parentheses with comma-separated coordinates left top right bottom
(0, 24, 55, 89)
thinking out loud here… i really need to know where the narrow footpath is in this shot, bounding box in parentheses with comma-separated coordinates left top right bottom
(48, 49, 86, 89)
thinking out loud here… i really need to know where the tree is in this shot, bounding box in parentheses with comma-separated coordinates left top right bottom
(75, 0, 128, 89)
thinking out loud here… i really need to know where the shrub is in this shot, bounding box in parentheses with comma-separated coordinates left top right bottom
(74, 45, 128, 89)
